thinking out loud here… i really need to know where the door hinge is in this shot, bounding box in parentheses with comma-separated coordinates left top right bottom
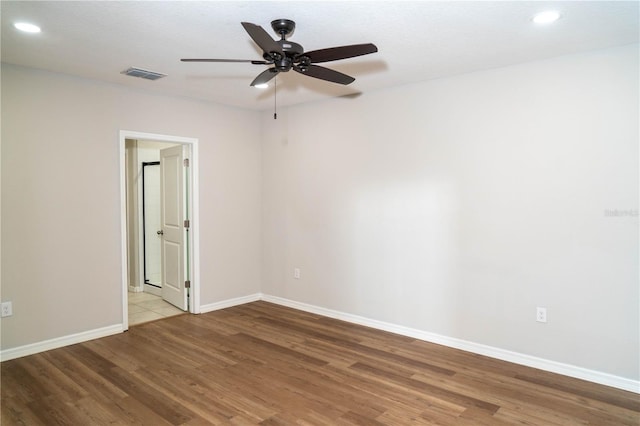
(184, 158, 190, 167)
(184, 219, 190, 229)
(185, 280, 191, 289)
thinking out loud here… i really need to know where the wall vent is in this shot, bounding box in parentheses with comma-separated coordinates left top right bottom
(121, 67, 166, 81)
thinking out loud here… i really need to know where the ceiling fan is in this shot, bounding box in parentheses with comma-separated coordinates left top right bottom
(181, 19, 378, 87)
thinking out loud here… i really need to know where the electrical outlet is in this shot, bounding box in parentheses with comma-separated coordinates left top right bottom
(536, 307, 547, 323)
(294, 268, 301, 279)
(1, 302, 13, 318)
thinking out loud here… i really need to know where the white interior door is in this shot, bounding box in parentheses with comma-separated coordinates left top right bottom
(160, 145, 188, 310)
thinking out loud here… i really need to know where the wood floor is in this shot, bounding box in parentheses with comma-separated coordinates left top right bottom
(2, 301, 638, 425)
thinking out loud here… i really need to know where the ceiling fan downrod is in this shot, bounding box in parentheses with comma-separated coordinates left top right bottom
(271, 19, 296, 39)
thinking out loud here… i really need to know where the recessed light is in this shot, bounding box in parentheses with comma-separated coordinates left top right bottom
(254, 83, 269, 89)
(14, 22, 41, 33)
(533, 11, 561, 25)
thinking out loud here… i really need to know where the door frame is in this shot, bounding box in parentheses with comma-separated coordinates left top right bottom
(119, 130, 201, 330)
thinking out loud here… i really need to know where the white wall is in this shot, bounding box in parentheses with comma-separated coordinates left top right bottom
(1, 64, 262, 350)
(261, 45, 639, 381)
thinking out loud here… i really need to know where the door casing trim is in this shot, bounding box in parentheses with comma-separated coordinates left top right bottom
(119, 130, 201, 330)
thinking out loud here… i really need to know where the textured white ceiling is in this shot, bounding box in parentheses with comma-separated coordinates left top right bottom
(1, 1, 638, 111)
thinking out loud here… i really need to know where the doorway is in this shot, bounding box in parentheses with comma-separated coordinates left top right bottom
(119, 131, 201, 330)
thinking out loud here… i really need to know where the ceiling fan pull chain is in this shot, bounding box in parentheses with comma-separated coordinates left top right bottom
(274, 75, 278, 120)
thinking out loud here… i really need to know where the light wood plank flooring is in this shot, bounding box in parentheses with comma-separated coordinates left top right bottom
(2, 301, 638, 425)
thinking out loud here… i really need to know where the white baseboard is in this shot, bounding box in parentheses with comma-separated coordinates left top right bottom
(0, 324, 123, 362)
(261, 294, 640, 394)
(199, 293, 262, 314)
(0, 293, 263, 362)
(3, 293, 637, 394)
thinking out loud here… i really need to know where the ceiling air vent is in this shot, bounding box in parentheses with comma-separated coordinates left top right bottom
(121, 67, 166, 81)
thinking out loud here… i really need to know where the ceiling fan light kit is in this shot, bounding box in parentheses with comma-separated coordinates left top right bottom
(181, 19, 378, 87)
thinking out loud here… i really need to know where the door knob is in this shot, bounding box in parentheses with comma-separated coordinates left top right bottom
(157, 230, 164, 235)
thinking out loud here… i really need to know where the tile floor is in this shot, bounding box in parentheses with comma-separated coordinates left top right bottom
(128, 291, 185, 326)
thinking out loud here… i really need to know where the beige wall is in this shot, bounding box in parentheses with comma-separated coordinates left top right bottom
(261, 45, 639, 380)
(1, 44, 638, 384)
(1, 64, 263, 349)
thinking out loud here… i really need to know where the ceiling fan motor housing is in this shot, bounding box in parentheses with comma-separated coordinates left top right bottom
(268, 40, 305, 72)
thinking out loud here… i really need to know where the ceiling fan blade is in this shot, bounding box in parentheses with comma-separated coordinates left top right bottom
(181, 58, 269, 64)
(250, 68, 280, 86)
(241, 22, 283, 56)
(294, 64, 355, 85)
(304, 43, 378, 64)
